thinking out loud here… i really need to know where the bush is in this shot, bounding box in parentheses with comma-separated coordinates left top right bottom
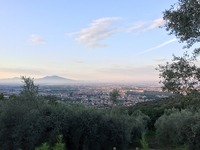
(35, 135, 65, 150)
(0, 77, 149, 149)
(140, 132, 149, 150)
(155, 108, 200, 149)
(0, 95, 149, 150)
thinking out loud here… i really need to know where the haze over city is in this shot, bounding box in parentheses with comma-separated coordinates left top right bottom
(0, 0, 186, 82)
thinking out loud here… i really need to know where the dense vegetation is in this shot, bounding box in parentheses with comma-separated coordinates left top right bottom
(0, 77, 150, 150)
(2, 78, 200, 150)
(129, 91, 200, 149)
(1, 77, 200, 150)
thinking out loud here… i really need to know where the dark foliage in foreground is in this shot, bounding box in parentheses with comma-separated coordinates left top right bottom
(0, 94, 149, 150)
(127, 91, 200, 149)
(129, 91, 200, 130)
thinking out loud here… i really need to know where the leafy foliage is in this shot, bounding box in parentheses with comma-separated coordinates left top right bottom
(109, 89, 120, 105)
(163, 0, 200, 48)
(0, 98, 149, 150)
(35, 143, 50, 150)
(157, 53, 200, 95)
(20, 76, 39, 100)
(0, 93, 4, 101)
(160, 0, 200, 95)
(2, 77, 200, 149)
(157, 2, 200, 148)
(140, 132, 149, 150)
(35, 135, 65, 150)
(155, 108, 200, 149)
(0, 78, 149, 150)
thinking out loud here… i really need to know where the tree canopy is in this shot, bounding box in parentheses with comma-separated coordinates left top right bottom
(0, 93, 4, 100)
(20, 76, 39, 99)
(158, 0, 200, 94)
(109, 89, 120, 105)
(157, 53, 200, 95)
(163, 0, 200, 49)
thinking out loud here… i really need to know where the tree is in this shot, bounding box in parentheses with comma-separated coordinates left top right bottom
(109, 89, 120, 105)
(158, 0, 200, 94)
(8, 94, 17, 100)
(0, 93, 4, 100)
(157, 52, 200, 95)
(163, 0, 200, 49)
(155, 108, 200, 149)
(20, 76, 39, 99)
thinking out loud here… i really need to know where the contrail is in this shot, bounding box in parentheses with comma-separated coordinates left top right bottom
(138, 38, 178, 55)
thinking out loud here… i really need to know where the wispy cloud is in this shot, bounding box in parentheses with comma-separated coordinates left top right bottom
(127, 21, 146, 32)
(85, 43, 108, 49)
(128, 18, 165, 33)
(143, 18, 165, 32)
(139, 38, 178, 55)
(30, 34, 46, 44)
(70, 17, 168, 48)
(72, 17, 121, 48)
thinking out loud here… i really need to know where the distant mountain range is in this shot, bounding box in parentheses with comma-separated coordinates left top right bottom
(0, 76, 160, 86)
(0, 76, 75, 85)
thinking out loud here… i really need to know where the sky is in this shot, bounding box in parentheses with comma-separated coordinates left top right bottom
(0, 0, 186, 82)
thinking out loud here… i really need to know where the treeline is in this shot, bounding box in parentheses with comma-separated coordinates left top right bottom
(2, 78, 200, 150)
(0, 77, 150, 150)
(129, 91, 200, 149)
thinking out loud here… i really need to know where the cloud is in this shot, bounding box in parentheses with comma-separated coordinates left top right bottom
(128, 18, 165, 33)
(70, 17, 168, 48)
(30, 34, 46, 44)
(139, 38, 178, 55)
(143, 18, 165, 31)
(86, 43, 108, 49)
(127, 21, 146, 32)
(72, 17, 121, 48)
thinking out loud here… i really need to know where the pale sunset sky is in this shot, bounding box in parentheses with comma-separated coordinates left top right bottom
(0, 0, 186, 82)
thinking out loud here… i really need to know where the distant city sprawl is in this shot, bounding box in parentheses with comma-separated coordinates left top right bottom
(0, 83, 171, 107)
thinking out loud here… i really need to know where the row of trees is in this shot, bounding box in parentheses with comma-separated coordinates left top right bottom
(128, 91, 200, 149)
(0, 77, 149, 150)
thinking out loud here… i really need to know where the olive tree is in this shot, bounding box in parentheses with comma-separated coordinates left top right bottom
(157, 53, 200, 95)
(163, 0, 200, 49)
(158, 0, 200, 94)
(155, 108, 200, 149)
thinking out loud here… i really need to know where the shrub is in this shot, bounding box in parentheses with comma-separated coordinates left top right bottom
(155, 108, 200, 149)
